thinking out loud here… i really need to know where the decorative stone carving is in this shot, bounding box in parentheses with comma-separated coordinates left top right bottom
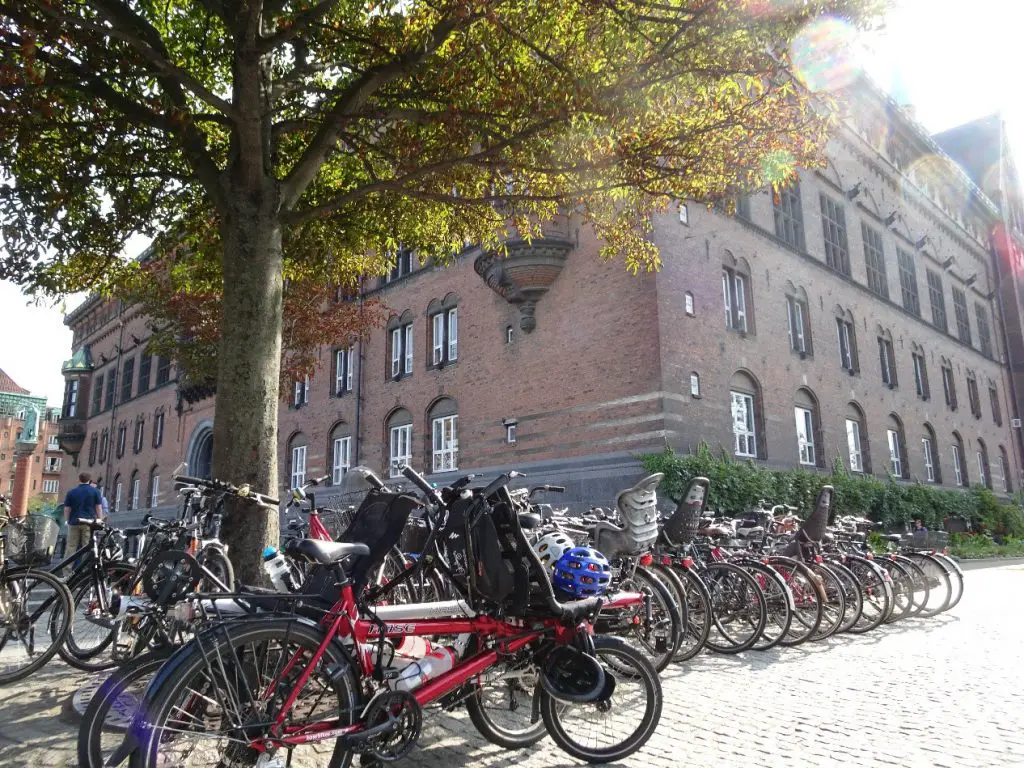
(473, 225, 573, 333)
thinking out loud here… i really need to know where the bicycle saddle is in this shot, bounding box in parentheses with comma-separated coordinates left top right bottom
(285, 538, 371, 565)
(518, 512, 543, 529)
(73, 518, 108, 529)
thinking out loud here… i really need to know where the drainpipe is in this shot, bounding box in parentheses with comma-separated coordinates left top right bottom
(992, 239, 1024, 489)
(354, 279, 365, 467)
(103, 302, 128, 499)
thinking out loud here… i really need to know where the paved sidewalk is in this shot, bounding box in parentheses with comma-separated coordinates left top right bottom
(2, 565, 1023, 767)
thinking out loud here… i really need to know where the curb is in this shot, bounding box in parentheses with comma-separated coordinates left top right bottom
(955, 557, 1024, 571)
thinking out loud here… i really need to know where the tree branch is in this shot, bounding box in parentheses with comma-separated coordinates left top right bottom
(259, 0, 344, 52)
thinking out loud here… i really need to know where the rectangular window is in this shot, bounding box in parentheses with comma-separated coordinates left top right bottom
(155, 356, 172, 386)
(293, 376, 310, 407)
(897, 249, 920, 316)
(820, 194, 849, 274)
(390, 323, 414, 378)
(92, 374, 104, 414)
(923, 438, 935, 482)
(114, 482, 123, 514)
(432, 415, 459, 473)
(990, 386, 1003, 426)
(976, 303, 993, 357)
(878, 337, 897, 386)
(773, 184, 805, 249)
(133, 419, 144, 453)
(88, 434, 98, 465)
(389, 424, 412, 477)
(432, 312, 444, 365)
(846, 419, 863, 472)
(99, 430, 109, 462)
(152, 412, 164, 448)
(977, 452, 988, 488)
(138, 355, 152, 394)
(332, 436, 351, 486)
(387, 249, 414, 282)
(290, 445, 306, 489)
(506, 423, 517, 444)
(999, 456, 1009, 494)
(952, 445, 964, 486)
(735, 195, 751, 221)
(48, 434, 59, 450)
(391, 328, 402, 377)
(116, 424, 127, 457)
(862, 223, 889, 299)
(42, 479, 60, 494)
(334, 346, 354, 395)
(942, 365, 958, 410)
(131, 477, 140, 511)
(431, 307, 459, 366)
(150, 475, 160, 508)
(105, 370, 117, 410)
(722, 269, 747, 332)
(953, 288, 971, 345)
(730, 391, 757, 458)
(927, 270, 948, 333)
(62, 379, 79, 419)
(794, 407, 816, 466)
(837, 319, 858, 372)
(404, 324, 414, 374)
(967, 376, 981, 417)
(787, 298, 810, 355)
(447, 307, 458, 362)
(912, 352, 929, 399)
(121, 357, 134, 403)
(44, 457, 61, 473)
(887, 429, 903, 477)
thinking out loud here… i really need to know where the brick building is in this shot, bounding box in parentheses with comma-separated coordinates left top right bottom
(58, 78, 1024, 516)
(0, 368, 66, 506)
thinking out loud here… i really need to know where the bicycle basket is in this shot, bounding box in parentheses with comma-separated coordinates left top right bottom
(4, 514, 59, 566)
(338, 490, 420, 592)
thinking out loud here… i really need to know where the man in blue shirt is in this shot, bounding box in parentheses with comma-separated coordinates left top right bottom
(63, 472, 103, 556)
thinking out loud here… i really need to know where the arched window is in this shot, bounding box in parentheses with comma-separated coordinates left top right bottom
(886, 414, 908, 479)
(911, 343, 930, 400)
(386, 311, 415, 379)
(966, 370, 982, 417)
(722, 252, 754, 335)
(88, 432, 98, 467)
(684, 291, 695, 317)
(729, 370, 763, 459)
(99, 428, 109, 463)
(116, 421, 128, 458)
(329, 422, 353, 486)
(428, 398, 459, 473)
(951, 432, 967, 487)
(148, 466, 160, 508)
(689, 372, 701, 398)
(999, 446, 1012, 493)
(186, 421, 213, 479)
(794, 388, 821, 467)
(922, 423, 940, 484)
(129, 470, 140, 512)
(386, 408, 413, 478)
(845, 402, 869, 473)
(877, 327, 897, 388)
(940, 357, 958, 411)
(288, 432, 307, 490)
(785, 284, 812, 357)
(113, 474, 123, 514)
(835, 307, 859, 374)
(427, 294, 459, 368)
(977, 438, 991, 489)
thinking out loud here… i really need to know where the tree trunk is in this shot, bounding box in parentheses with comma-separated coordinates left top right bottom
(212, 187, 284, 584)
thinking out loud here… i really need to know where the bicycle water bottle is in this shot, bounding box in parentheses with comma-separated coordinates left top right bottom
(262, 547, 295, 593)
(391, 646, 456, 692)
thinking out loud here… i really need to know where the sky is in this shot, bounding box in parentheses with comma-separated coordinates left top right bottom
(1, 0, 1022, 408)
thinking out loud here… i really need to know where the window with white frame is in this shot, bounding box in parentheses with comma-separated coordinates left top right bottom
(150, 472, 160, 508)
(977, 451, 988, 488)
(293, 376, 310, 407)
(334, 346, 355, 395)
(506, 423, 517, 444)
(44, 456, 61, 473)
(291, 444, 307, 489)
(153, 411, 165, 448)
(390, 322, 414, 377)
(787, 296, 811, 355)
(731, 391, 757, 458)
(116, 423, 127, 458)
(47, 434, 59, 451)
(133, 418, 145, 453)
(722, 268, 748, 332)
(332, 436, 351, 486)
(432, 415, 458, 473)
(845, 419, 863, 472)
(431, 307, 458, 366)
(42, 479, 59, 494)
(999, 454, 1009, 493)
(952, 443, 964, 486)
(131, 475, 140, 511)
(878, 336, 897, 386)
(114, 481, 123, 514)
(887, 429, 903, 477)
(794, 407, 816, 466)
(912, 350, 929, 399)
(923, 438, 935, 482)
(837, 317, 858, 372)
(389, 424, 412, 477)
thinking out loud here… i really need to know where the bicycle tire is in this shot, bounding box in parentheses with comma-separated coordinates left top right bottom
(701, 562, 767, 654)
(58, 563, 137, 672)
(733, 559, 792, 651)
(901, 552, 952, 617)
(465, 648, 546, 749)
(540, 635, 662, 763)
(198, 547, 235, 591)
(808, 563, 846, 640)
(843, 555, 893, 633)
(877, 557, 913, 623)
(823, 558, 863, 633)
(930, 552, 964, 612)
(597, 566, 682, 672)
(78, 648, 174, 768)
(129, 617, 361, 768)
(0, 566, 73, 684)
(663, 564, 712, 663)
(891, 554, 929, 618)
(764, 557, 823, 647)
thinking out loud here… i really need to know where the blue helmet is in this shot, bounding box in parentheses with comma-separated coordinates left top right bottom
(552, 547, 612, 598)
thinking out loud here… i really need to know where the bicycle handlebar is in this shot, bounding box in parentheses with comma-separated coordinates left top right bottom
(172, 474, 280, 507)
(401, 465, 444, 507)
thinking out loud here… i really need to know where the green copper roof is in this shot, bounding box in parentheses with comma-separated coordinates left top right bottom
(61, 345, 94, 373)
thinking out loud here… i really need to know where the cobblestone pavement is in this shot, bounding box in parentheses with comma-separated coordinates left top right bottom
(2, 564, 1023, 768)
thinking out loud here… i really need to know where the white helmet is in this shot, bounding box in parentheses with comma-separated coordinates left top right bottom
(533, 532, 575, 569)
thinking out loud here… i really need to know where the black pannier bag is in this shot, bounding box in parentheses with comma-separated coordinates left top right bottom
(336, 489, 420, 592)
(4, 514, 59, 566)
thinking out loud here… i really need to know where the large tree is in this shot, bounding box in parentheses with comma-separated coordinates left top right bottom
(0, 0, 881, 578)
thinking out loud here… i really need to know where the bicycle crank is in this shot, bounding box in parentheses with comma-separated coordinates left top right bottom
(346, 690, 422, 762)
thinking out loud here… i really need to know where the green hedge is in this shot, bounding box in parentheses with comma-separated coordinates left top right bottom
(641, 444, 1024, 538)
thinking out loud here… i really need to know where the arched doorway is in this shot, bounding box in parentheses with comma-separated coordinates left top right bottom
(186, 421, 214, 479)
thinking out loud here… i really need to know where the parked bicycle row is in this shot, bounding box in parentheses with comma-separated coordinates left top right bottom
(0, 463, 964, 767)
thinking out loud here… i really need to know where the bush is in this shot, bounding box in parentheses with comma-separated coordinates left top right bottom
(641, 444, 1023, 534)
(949, 533, 1024, 559)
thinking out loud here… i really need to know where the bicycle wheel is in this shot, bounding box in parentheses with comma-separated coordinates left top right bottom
(59, 563, 136, 672)
(658, 564, 711, 663)
(198, 547, 235, 591)
(465, 646, 546, 749)
(701, 562, 767, 654)
(78, 648, 174, 768)
(808, 563, 845, 640)
(130, 618, 360, 768)
(878, 557, 913, 624)
(735, 560, 792, 651)
(596, 566, 682, 672)
(540, 635, 662, 763)
(901, 552, 951, 617)
(0, 566, 73, 684)
(844, 556, 893, 633)
(930, 552, 964, 612)
(824, 559, 863, 633)
(891, 555, 929, 618)
(764, 557, 822, 647)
